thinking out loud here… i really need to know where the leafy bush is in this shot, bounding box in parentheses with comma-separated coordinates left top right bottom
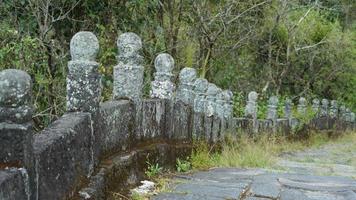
(176, 158, 191, 172)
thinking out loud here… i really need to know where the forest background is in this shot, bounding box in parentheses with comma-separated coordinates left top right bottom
(1, 0, 355, 130)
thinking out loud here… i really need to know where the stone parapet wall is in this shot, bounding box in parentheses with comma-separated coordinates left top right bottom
(0, 31, 355, 200)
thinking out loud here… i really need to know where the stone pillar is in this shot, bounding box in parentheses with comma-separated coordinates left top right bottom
(192, 78, 209, 140)
(0, 69, 34, 199)
(176, 67, 197, 106)
(266, 96, 279, 124)
(297, 97, 307, 116)
(312, 99, 320, 115)
(320, 99, 329, 116)
(150, 53, 175, 99)
(284, 98, 293, 119)
(0, 69, 33, 167)
(113, 32, 144, 104)
(220, 90, 234, 132)
(193, 78, 209, 113)
(244, 91, 258, 133)
(67, 31, 101, 113)
(329, 100, 338, 118)
(205, 84, 222, 142)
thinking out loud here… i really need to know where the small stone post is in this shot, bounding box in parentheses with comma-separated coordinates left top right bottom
(320, 99, 329, 116)
(150, 53, 175, 99)
(113, 32, 144, 104)
(193, 78, 209, 113)
(0, 69, 35, 199)
(219, 90, 234, 132)
(204, 84, 222, 142)
(192, 78, 209, 140)
(266, 96, 279, 125)
(312, 99, 320, 115)
(176, 67, 197, 106)
(67, 31, 101, 113)
(297, 97, 307, 116)
(244, 91, 258, 133)
(329, 100, 338, 118)
(0, 69, 34, 167)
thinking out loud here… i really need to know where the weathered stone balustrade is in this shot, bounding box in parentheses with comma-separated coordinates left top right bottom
(0, 31, 355, 200)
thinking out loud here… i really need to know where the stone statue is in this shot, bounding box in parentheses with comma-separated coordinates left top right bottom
(320, 99, 329, 116)
(176, 67, 197, 106)
(113, 32, 144, 104)
(329, 100, 338, 118)
(312, 99, 320, 115)
(150, 53, 175, 99)
(339, 105, 346, 120)
(297, 97, 307, 116)
(267, 96, 279, 123)
(222, 90, 234, 120)
(67, 31, 101, 113)
(205, 83, 221, 117)
(0, 69, 34, 169)
(193, 78, 209, 113)
(244, 91, 258, 119)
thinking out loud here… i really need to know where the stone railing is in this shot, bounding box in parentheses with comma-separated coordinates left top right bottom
(0, 31, 355, 200)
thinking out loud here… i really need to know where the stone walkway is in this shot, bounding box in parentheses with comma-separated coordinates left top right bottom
(152, 139, 356, 200)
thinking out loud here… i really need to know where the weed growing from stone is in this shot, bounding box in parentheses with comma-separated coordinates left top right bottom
(176, 157, 191, 172)
(145, 161, 163, 178)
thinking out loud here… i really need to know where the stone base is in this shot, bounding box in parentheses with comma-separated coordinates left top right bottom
(33, 113, 93, 200)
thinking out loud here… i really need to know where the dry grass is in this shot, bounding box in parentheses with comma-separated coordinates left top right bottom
(191, 131, 356, 170)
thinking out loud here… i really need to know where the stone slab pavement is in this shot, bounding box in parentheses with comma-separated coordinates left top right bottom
(152, 139, 356, 200)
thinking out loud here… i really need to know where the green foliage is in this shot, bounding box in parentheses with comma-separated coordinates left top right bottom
(0, 0, 355, 130)
(292, 106, 318, 132)
(176, 158, 191, 172)
(145, 161, 163, 178)
(233, 92, 245, 117)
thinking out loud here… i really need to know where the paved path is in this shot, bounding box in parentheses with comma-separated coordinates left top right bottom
(152, 139, 356, 200)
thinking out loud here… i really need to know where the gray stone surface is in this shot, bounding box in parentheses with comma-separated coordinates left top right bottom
(67, 31, 101, 113)
(0, 69, 34, 198)
(154, 138, 356, 200)
(205, 83, 221, 117)
(329, 100, 338, 118)
(244, 91, 258, 119)
(171, 101, 192, 141)
(192, 112, 205, 140)
(141, 99, 168, 140)
(245, 91, 258, 133)
(0, 169, 28, 200)
(297, 97, 307, 116)
(266, 96, 278, 124)
(113, 32, 144, 104)
(150, 53, 175, 99)
(99, 100, 135, 155)
(321, 99, 329, 116)
(0, 69, 33, 124)
(176, 67, 197, 106)
(70, 31, 99, 61)
(312, 99, 320, 115)
(193, 78, 209, 113)
(33, 112, 93, 200)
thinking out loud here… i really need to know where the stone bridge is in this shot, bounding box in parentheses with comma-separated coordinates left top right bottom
(0, 32, 355, 200)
